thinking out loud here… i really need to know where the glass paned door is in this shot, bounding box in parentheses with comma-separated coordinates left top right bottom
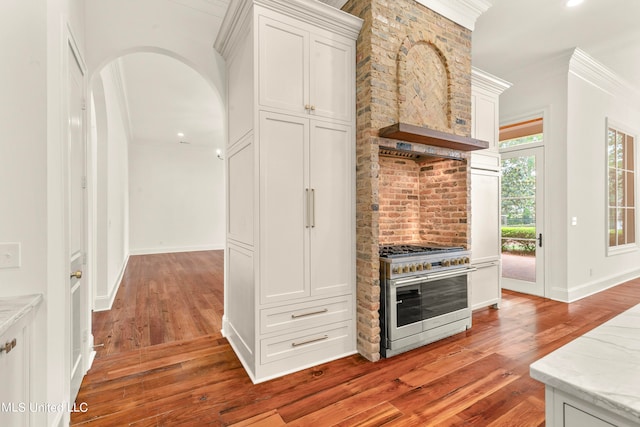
(500, 146, 545, 296)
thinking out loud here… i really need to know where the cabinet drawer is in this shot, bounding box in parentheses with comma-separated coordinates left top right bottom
(260, 295, 352, 335)
(260, 321, 352, 365)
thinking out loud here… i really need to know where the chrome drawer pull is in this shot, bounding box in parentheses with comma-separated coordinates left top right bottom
(291, 335, 329, 347)
(291, 308, 328, 319)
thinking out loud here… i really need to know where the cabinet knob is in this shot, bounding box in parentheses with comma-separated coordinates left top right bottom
(304, 104, 311, 110)
(310, 105, 315, 111)
(1, 338, 16, 354)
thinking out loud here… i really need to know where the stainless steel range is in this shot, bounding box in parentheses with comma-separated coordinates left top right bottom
(379, 245, 476, 357)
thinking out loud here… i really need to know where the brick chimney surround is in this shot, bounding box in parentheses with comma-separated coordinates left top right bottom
(341, 0, 486, 361)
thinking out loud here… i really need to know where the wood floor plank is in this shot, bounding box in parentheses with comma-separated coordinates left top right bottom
(72, 251, 640, 426)
(331, 402, 403, 426)
(229, 410, 286, 426)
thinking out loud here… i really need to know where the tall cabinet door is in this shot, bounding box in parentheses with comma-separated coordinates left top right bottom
(258, 15, 309, 115)
(309, 121, 352, 296)
(259, 112, 310, 304)
(309, 34, 353, 122)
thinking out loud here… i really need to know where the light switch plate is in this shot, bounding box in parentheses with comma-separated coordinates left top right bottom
(0, 243, 21, 269)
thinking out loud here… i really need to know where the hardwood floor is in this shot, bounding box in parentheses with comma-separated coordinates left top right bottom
(92, 251, 224, 356)
(73, 251, 640, 426)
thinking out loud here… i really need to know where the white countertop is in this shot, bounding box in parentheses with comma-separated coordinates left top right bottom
(530, 303, 640, 424)
(0, 294, 43, 337)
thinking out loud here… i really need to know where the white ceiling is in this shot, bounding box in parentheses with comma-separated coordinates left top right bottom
(113, 0, 229, 149)
(119, 52, 225, 148)
(116, 0, 640, 150)
(472, 0, 640, 90)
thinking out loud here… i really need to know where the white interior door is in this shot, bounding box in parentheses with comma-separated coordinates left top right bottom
(500, 146, 545, 296)
(68, 43, 87, 402)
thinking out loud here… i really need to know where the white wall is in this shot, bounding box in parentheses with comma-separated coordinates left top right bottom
(499, 52, 570, 301)
(1, 3, 48, 422)
(500, 48, 640, 302)
(565, 50, 640, 301)
(129, 143, 224, 254)
(91, 65, 131, 311)
(2, 0, 86, 425)
(0, 0, 47, 296)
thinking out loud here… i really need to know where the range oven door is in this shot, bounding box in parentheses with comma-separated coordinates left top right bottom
(388, 283, 423, 341)
(387, 268, 474, 342)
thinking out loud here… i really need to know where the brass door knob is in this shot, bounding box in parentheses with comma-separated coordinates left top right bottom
(70, 270, 83, 279)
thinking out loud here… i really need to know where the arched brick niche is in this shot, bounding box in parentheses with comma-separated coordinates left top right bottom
(398, 37, 452, 133)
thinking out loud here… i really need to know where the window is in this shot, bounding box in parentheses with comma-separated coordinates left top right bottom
(499, 117, 543, 149)
(607, 121, 636, 251)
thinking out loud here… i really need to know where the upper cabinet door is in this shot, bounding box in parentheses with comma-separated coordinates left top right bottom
(258, 13, 354, 122)
(471, 90, 499, 150)
(309, 34, 354, 122)
(258, 15, 309, 115)
(309, 120, 353, 296)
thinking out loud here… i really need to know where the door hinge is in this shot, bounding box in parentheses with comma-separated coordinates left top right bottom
(81, 99, 87, 111)
(82, 252, 87, 265)
(81, 175, 87, 189)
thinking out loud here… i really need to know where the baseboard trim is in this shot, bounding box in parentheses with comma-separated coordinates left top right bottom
(553, 267, 640, 303)
(93, 254, 129, 312)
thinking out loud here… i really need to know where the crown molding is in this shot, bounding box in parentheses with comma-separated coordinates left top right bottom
(254, 0, 362, 39)
(414, 0, 492, 31)
(214, 0, 253, 58)
(471, 67, 511, 95)
(569, 47, 640, 106)
(215, 0, 363, 58)
(318, 0, 347, 8)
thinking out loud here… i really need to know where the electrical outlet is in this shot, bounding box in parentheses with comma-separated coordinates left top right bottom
(0, 243, 21, 269)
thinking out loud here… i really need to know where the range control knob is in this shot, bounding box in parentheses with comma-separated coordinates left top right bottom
(392, 266, 400, 274)
(442, 259, 451, 267)
(416, 263, 423, 271)
(452, 259, 459, 265)
(403, 265, 409, 273)
(424, 262, 432, 270)
(409, 264, 416, 272)
(464, 257, 470, 264)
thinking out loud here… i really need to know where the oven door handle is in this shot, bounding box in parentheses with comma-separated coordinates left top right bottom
(425, 267, 476, 281)
(394, 267, 477, 286)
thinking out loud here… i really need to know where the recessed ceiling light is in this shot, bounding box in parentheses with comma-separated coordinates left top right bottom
(177, 132, 185, 137)
(566, 0, 584, 7)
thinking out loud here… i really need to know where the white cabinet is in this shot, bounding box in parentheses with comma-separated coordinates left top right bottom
(259, 112, 352, 304)
(546, 387, 636, 427)
(215, 0, 361, 383)
(0, 321, 28, 427)
(0, 294, 41, 427)
(470, 68, 511, 310)
(258, 12, 354, 122)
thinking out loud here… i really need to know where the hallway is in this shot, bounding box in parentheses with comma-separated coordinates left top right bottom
(72, 251, 640, 426)
(92, 250, 224, 356)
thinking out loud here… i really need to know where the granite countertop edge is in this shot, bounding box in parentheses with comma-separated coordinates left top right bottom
(530, 303, 640, 424)
(0, 294, 44, 337)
